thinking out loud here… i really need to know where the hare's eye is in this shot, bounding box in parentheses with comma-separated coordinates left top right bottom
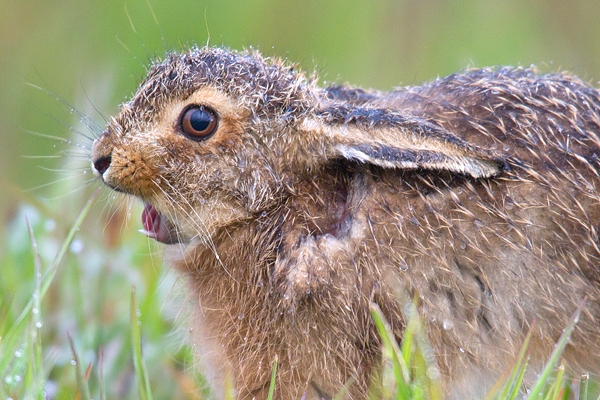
(180, 105, 218, 140)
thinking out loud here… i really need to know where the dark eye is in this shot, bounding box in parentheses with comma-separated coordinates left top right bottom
(180, 105, 218, 140)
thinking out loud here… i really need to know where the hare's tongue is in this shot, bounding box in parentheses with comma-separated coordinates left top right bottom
(141, 203, 172, 244)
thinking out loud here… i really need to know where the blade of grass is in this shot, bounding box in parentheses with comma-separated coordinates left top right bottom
(1, 187, 100, 360)
(487, 328, 533, 400)
(0, 189, 100, 382)
(67, 333, 92, 400)
(580, 373, 589, 400)
(371, 302, 411, 400)
(400, 311, 415, 373)
(26, 216, 44, 399)
(130, 285, 154, 400)
(543, 365, 564, 400)
(526, 300, 585, 400)
(412, 317, 443, 400)
(266, 356, 278, 400)
(224, 373, 235, 400)
(0, 294, 13, 338)
(99, 347, 106, 400)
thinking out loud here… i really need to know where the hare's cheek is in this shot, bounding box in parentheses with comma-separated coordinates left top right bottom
(103, 147, 159, 197)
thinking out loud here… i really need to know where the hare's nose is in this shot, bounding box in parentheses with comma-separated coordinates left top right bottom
(92, 155, 112, 177)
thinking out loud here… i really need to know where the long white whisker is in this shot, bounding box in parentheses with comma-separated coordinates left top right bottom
(26, 82, 103, 137)
(40, 180, 98, 201)
(24, 175, 84, 192)
(21, 155, 64, 159)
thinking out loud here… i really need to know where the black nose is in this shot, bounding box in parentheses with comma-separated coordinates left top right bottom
(93, 155, 112, 175)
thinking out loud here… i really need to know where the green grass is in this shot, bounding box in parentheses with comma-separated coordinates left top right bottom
(0, 185, 207, 399)
(1, 188, 599, 399)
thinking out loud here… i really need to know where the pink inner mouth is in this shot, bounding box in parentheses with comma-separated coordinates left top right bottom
(141, 203, 172, 244)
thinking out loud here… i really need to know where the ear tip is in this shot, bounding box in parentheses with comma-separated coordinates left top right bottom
(468, 157, 507, 178)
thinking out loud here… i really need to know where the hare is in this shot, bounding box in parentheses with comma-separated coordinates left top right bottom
(91, 47, 600, 399)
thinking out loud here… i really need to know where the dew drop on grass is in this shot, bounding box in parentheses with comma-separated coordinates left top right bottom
(36, 321, 43, 328)
(32, 308, 38, 314)
(426, 366, 440, 380)
(14, 350, 22, 358)
(70, 239, 84, 254)
(70, 360, 76, 365)
(44, 219, 56, 232)
(404, 303, 417, 317)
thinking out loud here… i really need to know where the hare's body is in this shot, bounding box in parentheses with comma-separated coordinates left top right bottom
(92, 48, 600, 399)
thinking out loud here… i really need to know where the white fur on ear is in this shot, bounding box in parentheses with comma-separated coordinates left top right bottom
(303, 107, 505, 179)
(335, 143, 503, 178)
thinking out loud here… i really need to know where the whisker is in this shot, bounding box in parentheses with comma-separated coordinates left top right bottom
(152, 179, 240, 283)
(41, 113, 98, 144)
(145, 0, 166, 54)
(79, 79, 109, 125)
(23, 129, 72, 144)
(23, 175, 85, 192)
(21, 155, 64, 160)
(40, 180, 98, 201)
(25, 82, 103, 137)
(116, 35, 131, 53)
(23, 122, 93, 151)
(37, 165, 90, 175)
(124, 3, 137, 34)
(59, 151, 91, 159)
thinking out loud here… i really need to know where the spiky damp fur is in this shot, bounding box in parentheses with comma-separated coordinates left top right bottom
(91, 47, 600, 399)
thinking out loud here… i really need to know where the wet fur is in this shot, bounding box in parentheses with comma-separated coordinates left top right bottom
(92, 48, 600, 398)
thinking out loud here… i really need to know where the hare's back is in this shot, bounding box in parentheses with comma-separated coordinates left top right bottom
(340, 68, 600, 374)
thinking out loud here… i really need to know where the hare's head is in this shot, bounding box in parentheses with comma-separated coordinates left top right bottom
(91, 47, 504, 244)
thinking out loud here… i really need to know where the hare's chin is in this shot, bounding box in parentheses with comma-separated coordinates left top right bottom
(140, 203, 181, 244)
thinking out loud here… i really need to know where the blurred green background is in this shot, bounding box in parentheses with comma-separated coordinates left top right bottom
(2, 1, 600, 397)
(2, 0, 600, 224)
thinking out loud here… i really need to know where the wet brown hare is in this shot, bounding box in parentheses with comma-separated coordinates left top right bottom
(91, 47, 600, 399)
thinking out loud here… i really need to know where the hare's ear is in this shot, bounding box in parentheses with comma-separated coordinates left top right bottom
(307, 105, 505, 178)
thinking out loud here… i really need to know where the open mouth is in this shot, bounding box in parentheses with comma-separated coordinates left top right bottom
(140, 203, 180, 244)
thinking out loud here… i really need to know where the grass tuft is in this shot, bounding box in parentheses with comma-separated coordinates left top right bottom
(130, 285, 154, 400)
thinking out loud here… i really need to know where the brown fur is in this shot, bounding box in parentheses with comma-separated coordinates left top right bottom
(91, 47, 600, 399)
